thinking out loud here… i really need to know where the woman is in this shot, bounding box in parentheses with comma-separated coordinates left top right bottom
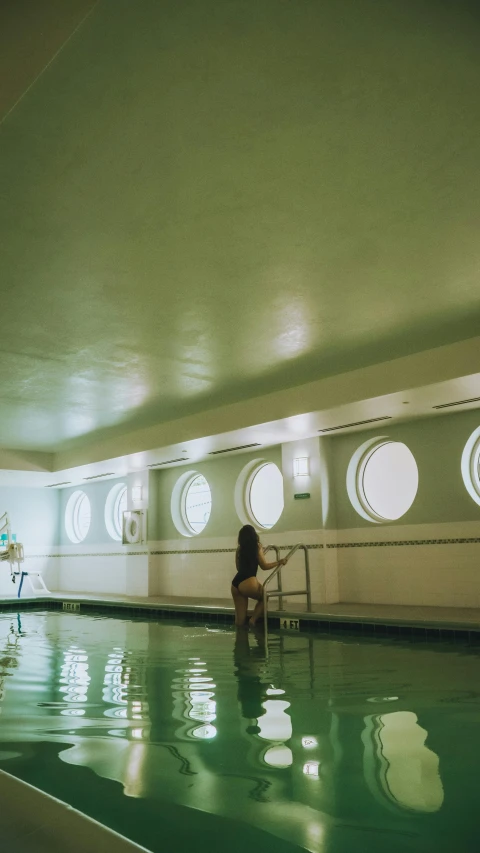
(231, 525, 286, 628)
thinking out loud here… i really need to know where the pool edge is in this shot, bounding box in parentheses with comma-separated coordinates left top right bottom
(1, 594, 479, 641)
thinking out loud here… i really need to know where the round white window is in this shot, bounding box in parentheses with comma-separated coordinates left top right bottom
(183, 474, 212, 535)
(461, 426, 480, 507)
(65, 490, 92, 543)
(248, 462, 284, 529)
(105, 483, 127, 541)
(348, 439, 418, 523)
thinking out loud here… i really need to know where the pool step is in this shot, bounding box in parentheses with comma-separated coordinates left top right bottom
(0, 768, 152, 853)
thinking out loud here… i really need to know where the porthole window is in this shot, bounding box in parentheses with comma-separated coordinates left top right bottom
(105, 483, 128, 541)
(171, 472, 212, 537)
(235, 460, 284, 529)
(347, 438, 418, 523)
(65, 490, 91, 543)
(461, 426, 480, 507)
(249, 462, 284, 529)
(183, 474, 212, 534)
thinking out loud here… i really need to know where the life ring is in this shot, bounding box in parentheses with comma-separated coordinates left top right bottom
(124, 514, 139, 544)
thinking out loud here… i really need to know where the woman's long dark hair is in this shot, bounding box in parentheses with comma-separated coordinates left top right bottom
(237, 524, 259, 570)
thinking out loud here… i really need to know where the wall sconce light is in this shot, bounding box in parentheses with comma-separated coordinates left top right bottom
(132, 486, 143, 503)
(293, 457, 309, 477)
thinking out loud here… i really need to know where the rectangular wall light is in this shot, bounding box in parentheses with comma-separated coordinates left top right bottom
(293, 457, 309, 477)
(132, 486, 143, 503)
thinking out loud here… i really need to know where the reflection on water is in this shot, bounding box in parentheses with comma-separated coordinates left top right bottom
(0, 619, 21, 710)
(60, 645, 90, 712)
(0, 611, 478, 852)
(173, 656, 217, 740)
(363, 710, 444, 813)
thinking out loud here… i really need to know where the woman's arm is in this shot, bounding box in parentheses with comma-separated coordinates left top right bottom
(258, 547, 287, 571)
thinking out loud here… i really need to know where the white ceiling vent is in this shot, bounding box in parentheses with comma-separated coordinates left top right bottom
(83, 472, 115, 480)
(433, 396, 480, 410)
(148, 458, 189, 467)
(209, 443, 261, 455)
(319, 416, 392, 433)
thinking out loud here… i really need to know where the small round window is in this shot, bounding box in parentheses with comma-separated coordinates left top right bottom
(182, 474, 212, 535)
(105, 483, 127, 541)
(461, 427, 480, 507)
(65, 490, 91, 543)
(348, 439, 418, 523)
(249, 462, 284, 529)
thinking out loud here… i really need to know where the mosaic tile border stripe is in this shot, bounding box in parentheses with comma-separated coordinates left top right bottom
(25, 551, 148, 559)
(22, 538, 480, 560)
(328, 537, 480, 548)
(150, 548, 236, 555)
(150, 544, 325, 555)
(151, 539, 480, 554)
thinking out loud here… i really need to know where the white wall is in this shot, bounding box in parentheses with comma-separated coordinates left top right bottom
(0, 486, 59, 597)
(56, 545, 148, 597)
(4, 409, 480, 610)
(328, 409, 480, 608)
(333, 520, 480, 608)
(53, 475, 149, 597)
(149, 529, 328, 605)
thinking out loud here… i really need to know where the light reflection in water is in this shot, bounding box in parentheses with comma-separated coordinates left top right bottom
(233, 629, 293, 769)
(61, 708, 85, 717)
(257, 699, 292, 742)
(303, 760, 320, 777)
(103, 650, 128, 705)
(0, 612, 463, 853)
(173, 656, 217, 739)
(0, 620, 20, 713)
(191, 723, 217, 739)
(266, 686, 285, 696)
(60, 646, 90, 705)
(263, 744, 293, 767)
(102, 649, 150, 737)
(362, 710, 444, 813)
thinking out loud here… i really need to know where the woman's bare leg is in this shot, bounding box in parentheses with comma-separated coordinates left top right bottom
(237, 578, 264, 628)
(249, 596, 264, 627)
(231, 584, 248, 627)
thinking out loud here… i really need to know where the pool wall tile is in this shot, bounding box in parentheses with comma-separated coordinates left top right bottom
(1, 597, 479, 647)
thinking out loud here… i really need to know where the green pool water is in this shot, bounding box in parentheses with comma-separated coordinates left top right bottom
(0, 610, 478, 853)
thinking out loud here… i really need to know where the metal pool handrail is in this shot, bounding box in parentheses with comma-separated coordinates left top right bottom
(263, 544, 283, 610)
(263, 543, 312, 642)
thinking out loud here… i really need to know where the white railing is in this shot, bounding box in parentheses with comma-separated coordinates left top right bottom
(0, 511, 48, 598)
(262, 543, 312, 643)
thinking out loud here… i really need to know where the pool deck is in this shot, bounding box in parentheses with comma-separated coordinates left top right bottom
(2, 591, 480, 636)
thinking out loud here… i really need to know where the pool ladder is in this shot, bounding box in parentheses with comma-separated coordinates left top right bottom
(262, 543, 312, 650)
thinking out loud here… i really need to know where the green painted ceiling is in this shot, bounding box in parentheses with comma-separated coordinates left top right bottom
(1, 0, 480, 451)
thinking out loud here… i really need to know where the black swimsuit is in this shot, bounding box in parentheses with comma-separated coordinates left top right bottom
(232, 548, 258, 589)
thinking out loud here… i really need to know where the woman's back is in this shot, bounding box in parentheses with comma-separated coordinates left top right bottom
(234, 524, 260, 584)
(236, 545, 258, 580)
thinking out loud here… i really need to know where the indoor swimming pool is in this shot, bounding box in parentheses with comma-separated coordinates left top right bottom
(0, 609, 478, 853)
